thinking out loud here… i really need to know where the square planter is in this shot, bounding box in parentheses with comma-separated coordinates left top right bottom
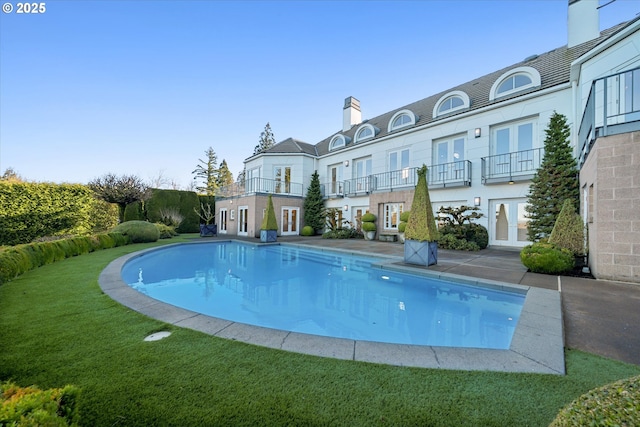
(199, 224, 217, 237)
(404, 239, 438, 266)
(260, 229, 277, 243)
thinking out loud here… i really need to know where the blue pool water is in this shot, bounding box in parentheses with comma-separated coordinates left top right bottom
(121, 242, 525, 349)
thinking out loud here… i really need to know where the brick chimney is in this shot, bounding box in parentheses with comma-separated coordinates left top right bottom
(568, 0, 599, 48)
(343, 96, 361, 132)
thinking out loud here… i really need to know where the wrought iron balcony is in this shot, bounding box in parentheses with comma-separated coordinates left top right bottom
(481, 148, 543, 184)
(216, 177, 304, 199)
(320, 181, 346, 198)
(578, 66, 640, 167)
(428, 160, 472, 188)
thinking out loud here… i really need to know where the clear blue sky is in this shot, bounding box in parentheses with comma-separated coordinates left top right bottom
(1, 0, 638, 188)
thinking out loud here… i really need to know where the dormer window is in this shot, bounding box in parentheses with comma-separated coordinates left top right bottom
(354, 124, 378, 142)
(433, 91, 470, 118)
(329, 134, 350, 151)
(388, 110, 417, 132)
(490, 66, 541, 100)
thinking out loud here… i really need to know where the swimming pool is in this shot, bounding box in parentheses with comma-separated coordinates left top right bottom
(121, 241, 525, 349)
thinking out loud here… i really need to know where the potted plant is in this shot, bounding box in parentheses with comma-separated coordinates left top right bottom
(260, 194, 278, 243)
(398, 210, 410, 243)
(404, 165, 439, 266)
(194, 203, 217, 237)
(361, 213, 377, 241)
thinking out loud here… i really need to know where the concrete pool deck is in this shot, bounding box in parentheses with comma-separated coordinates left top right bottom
(99, 238, 566, 375)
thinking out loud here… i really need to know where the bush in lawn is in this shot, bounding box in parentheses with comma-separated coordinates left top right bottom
(0, 381, 81, 426)
(520, 242, 574, 274)
(112, 221, 160, 243)
(549, 375, 639, 427)
(155, 223, 178, 239)
(0, 233, 128, 285)
(301, 225, 315, 236)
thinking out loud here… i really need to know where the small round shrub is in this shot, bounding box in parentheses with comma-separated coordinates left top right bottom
(520, 242, 574, 274)
(398, 222, 407, 233)
(361, 213, 376, 223)
(400, 211, 410, 222)
(154, 223, 177, 239)
(112, 221, 160, 243)
(465, 224, 488, 249)
(361, 221, 377, 232)
(301, 225, 315, 236)
(550, 375, 640, 427)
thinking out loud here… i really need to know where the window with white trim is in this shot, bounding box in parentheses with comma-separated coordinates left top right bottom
(354, 124, 377, 142)
(433, 135, 466, 181)
(329, 134, 349, 151)
(490, 66, 540, 100)
(274, 166, 291, 193)
(433, 91, 470, 117)
(389, 148, 410, 172)
(388, 110, 416, 131)
(384, 203, 404, 230)
(491, 118, 537, 174)
(353, 157, 372, 192)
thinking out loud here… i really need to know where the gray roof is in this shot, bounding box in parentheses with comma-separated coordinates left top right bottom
(258, 20, 631, 159)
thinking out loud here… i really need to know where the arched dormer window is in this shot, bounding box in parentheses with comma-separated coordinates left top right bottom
(433, 91, 470, 118)
(388, 109, 417, 132)
(490, 66, 541, 100)
(354, 124, 379, 142)
(329, 134, 350, 151)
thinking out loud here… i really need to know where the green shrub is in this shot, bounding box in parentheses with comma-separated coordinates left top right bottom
(301, 225, 315, 236)
(146, 189, 200, 233)
(123, 201, 145, 222)
(322, 228, 362, 239)
(0, 381, 80, 426)
(0, 182, 109, 245)
(549, 199, 585, 255)
(361, 221, 376, 232)
(112, 221, 160, 243)
(361, 213, 376, 223)
(400, 211, 410, 222)
(398, 222, 407, 233)
(261, 195, 278, 230)
(155, 223, 178, 239)
(438, 233, 480, 251)
(465, 224, 489, 249)
(550, 375, 639, 427)
(0, 233, 128, 285)
(520, 242, 574, 274)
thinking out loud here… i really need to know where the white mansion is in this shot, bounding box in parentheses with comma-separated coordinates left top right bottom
(215, 0, 640, 283)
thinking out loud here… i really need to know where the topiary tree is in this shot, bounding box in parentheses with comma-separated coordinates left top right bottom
(526, 112, 579, 241)
(549, 199, 585, 256)
(260, 194, 278, 242)
(405, 165, 439, 242)
(303, 171, 325, 234)
(404, 165, 439, 265)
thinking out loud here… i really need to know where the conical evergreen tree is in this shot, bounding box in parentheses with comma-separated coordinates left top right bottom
(525, 112, 579, 241)
(254, 122, 276, 155)
(303, 171, 325, 234)
(216, 159, 234, 189)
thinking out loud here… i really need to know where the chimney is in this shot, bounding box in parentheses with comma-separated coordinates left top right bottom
(343, 96, 361, 132)
(568, 0, 599, 48)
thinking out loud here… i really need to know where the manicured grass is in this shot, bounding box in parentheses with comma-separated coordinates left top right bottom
(1, 235, 639, 426)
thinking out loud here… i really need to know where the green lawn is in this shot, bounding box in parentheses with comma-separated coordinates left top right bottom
(1, 236, 639, 426)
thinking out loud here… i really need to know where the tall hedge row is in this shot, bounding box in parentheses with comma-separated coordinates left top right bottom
(145, 189, 201, 233)
(0, 182, 119, 246)
(0, 232, 129, 285)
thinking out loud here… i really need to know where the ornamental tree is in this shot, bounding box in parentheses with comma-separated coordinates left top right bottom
(253, 122, 276, 155)
(192, 147, 218, 196)
(526, 112, 579, 241)
(88, 173, 149, 223)
(549, 199, 585, 255)
(404, 165, 439, 242)
(303, 171, 325, 233)
(261, 194, 278, 231)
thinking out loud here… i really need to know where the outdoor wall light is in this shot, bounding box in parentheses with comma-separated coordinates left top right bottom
(474, 128, 481, 138)
(344, 160, 350, 167)
(343, 205, 349, 211)
(474, 196, 481, 206)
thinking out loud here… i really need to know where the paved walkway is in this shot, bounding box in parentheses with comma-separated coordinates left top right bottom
(284, 236, 640, 366)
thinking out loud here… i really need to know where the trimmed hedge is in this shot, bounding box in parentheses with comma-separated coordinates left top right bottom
(550, 375, 640, 426)
(520, 242, 574, 274)
(112, 221, 160, 243)
(0, 182, 119, 245)
(145, 189, 201, 233)
(1, 381, 81, 426)
(0, 233, 128, 285)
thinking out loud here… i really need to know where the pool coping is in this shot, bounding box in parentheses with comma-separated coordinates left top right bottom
(98, 240, 565, 375)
